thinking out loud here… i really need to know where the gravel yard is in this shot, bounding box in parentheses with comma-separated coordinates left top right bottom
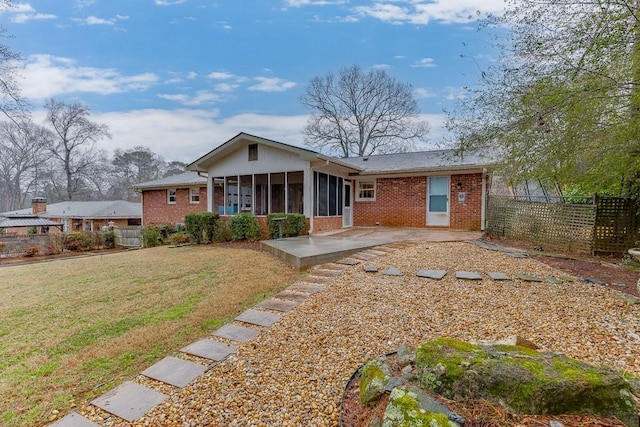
(82, 241, 640, 426)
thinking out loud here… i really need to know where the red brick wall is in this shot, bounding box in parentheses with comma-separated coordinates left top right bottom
(449, 173, 485, 230)
(142, 187, 207, 226)
(313, 216, 343, 233)
(353, 176, 427, 228)
(353, 173, 486, 230)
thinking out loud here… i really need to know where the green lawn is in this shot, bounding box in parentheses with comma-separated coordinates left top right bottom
(0, 245, 299, 426)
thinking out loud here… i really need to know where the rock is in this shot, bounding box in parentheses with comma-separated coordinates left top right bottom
(396, 343, 415, 367)
(359, 357, 393, 404)
(414, 337, 639, 427)
(381, 386, 462, 427)
(384, 377, 404, 393)
(474, 335, 539, 350)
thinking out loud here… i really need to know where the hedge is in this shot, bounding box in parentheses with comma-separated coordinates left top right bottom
(266, 213, 306, 239)
(185, 212, 220, 243)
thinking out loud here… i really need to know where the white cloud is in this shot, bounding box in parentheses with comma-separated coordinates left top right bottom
(19, 54, 159, 99)
(412, 57, 436, 68)
(3, 3, 56, 23)
(89, 109, 309, 162)
(284, 0, 347, 7)
(154, 0, 186, 5)
(214, 83, 239, 92)
(248, 77, 296, 92)
(354, 0, 506, 25)
(73, 14, 129, 25)
(372, 63, 390, 70)
(157, 91, 222, 106)
(414, 87, 435, 99)
(444, 86, 467, 101)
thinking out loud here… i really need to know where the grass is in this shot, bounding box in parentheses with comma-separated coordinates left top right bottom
(0, 245, 299, 426)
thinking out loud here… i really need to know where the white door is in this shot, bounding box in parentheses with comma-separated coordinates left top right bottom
(427, 176, 450, 226)
(342, 181, 353, 227)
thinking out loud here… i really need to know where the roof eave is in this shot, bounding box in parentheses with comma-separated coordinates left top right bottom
(357, 163, 494, 176)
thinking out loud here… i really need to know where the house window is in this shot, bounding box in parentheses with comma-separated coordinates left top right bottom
(167, 189, 177, 204)
(189, 188, 200, 204)
(356, 180, 376, 201)
(248, 144, 258, 161)
(313, 172, 344, 216)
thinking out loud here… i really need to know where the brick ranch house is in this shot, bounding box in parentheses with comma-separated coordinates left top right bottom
(0, 199, 141, 234)
(133, 132, 495, 233)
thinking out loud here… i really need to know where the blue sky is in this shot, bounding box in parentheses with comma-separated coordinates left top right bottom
(1, 0, 505, 162)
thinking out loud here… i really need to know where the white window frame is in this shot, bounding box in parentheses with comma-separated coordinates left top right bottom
(167, 189, 177, 204)
(189, 187, 200, 204)
(356, 179, 376, 201)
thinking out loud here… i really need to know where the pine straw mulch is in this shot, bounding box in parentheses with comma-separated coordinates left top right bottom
(339, 355, 634, 427)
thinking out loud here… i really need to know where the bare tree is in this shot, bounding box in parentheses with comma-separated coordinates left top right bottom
(0, 1, 28, 122)
(111, 146, 164, 201)
(301, 64, 429, 157)
(45, 99, 111, 200)
(0, 120, 51, 211)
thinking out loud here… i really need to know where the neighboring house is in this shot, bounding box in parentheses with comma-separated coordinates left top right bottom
(0, 215, 63, 235)
(132, 172, 207, 225)
(0, 198, 141, 233)
(132, 132, 494, 233)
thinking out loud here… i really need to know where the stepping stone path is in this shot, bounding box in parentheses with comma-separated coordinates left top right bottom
(352, 252, 378, 260)
(416, 269, 447, 279)
(141, 356, 208, 388)
(91, 381, 167, 422)
(50, 412, 99, 427)
(487, 272, 511, 281)
(236, 309, 282, 327)
(213, 323, 260, 342)
(257, 298, 298, 312)
(364, 265, 378, 273)
(456, 271, 483, 280)
(181, 339, 237, 361)
(273, 290, 311, 302)
(384, 267, 403, 276)
(336, 257, 361, 265)
(516, 273, 544, 282)
(288, 283, 325, 294)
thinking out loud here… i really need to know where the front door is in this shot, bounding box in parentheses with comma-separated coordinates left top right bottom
(342, 181, 353, 227)
(427, 176, 450, 226)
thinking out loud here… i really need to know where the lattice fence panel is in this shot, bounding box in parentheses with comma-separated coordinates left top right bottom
(487, 196, 596, 253)
(593, 196, 639, 253)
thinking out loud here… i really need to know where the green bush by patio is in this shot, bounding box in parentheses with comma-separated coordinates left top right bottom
(266, 213, 305, 239)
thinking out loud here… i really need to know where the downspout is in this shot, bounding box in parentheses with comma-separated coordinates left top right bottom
(481, 168, 487, 232)
(308, 166, 314, 235)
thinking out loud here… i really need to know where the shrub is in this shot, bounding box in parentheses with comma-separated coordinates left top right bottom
(27, 226, 37, 235)
(213, 219, 232, 242)
(24, 246, 39, 257)
(228, 213, 261, 241)
(64, 233, 86, 251)
(142, 226, 162, 248)
(169, 232, 191, 245)
(102, 231, 115, 248)
(185, 212, 219, 244)
(266, 213, 306, 239)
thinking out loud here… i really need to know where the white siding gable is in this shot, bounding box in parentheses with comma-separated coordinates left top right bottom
(207, 143, 310, 176)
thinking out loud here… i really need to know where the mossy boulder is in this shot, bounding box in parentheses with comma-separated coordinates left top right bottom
(359, 356, 393, 404)
(382, 386, 461, 427)
(415, 337, 638, 426)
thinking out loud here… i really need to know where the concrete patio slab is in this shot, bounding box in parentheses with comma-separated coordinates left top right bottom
(516, 273, 544, 282)
(91, 381, 167, 422)
(417, 269, 447, 279)
(235, 309, 282, 327)
(213, 323, 260, 342)
(488, 272, 511, 281)
(141, 356, 207, 388)
(384, 267, 403, 276)
(456, 271, 483, 280)
(257, 298, 299, 312)
(273, 290, 310, 302)
(288, 283, 325, 294)
(50, 412, 99, 427)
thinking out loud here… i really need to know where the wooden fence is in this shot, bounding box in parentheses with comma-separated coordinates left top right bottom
(113, 226, 142, 248)
(486, 195, 639, 254)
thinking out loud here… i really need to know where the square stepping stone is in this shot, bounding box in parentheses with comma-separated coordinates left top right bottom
(487, 272, 511, 281)
(311, 268, 343, 277)
(383, 267, 403, 276)
(352, 252, 377, 260)
(213, 323, 260, 342)
(257, 298, 298, 312)
(181, 339, 236, 361)
(336, 258, 361, 265)
(141, 356, 207, 388)
(235, 309, 282, 327)
(456, 271, 483, 280)
(416, 269, 447, 279)
(288, 283, 325, 294)
(50, 412, 99, 427)
(516, 273, 544, 282)
(91, 381, 167, 422)
(273, 290, 309, 302)
(364, 265, 378, 273)
(302, 275, 331, 284)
